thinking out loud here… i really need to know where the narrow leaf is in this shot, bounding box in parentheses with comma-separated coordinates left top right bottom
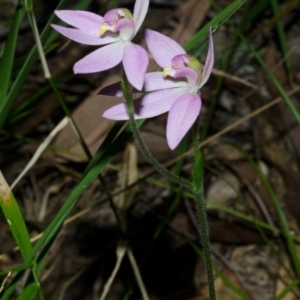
(0, 0, 93, 128)
(236, 31, 300, 125)
(274, 279, 299, 300)
(0, 2, 25, 110)
(270, 0, 292, 81)
(23, 120, 143, 268)
(0, 172, 32, 260)
(15, 283, 39, 300)
(184, 0, 246, 52)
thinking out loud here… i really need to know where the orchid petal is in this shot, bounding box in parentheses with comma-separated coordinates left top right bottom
(133, 0, 149, 34)
(55, 10, 103, 36)
(143, 72, 188, 92)
(123, 43, 149, 90)
(103, 88, 184, 120)
(145, 29, 186, 68)
(115, 18, 135, 40)
(167, 93, 201, 150)
(200, 27, 214, 88)
(173, 67, 199, 87)
(103, 9, 121, 24)
(51, 25, 118, 45)
(73, 41, 124, 74)
(98, 72, 188, 95)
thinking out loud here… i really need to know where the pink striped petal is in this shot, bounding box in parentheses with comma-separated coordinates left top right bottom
(55, 10, 103, 36)
(200, 27, 214, 88)
(103, 88, 184, 120)
(133, 0, 149, 34)
(73, 42, 124, 74)
(103, 9, 121, 24)
(145, 29, 186, 68)
(51, 25, 118, 45)
(167, 93, 201, 150)
(143, 72, 188, 92)
(123, 43, 148, 90)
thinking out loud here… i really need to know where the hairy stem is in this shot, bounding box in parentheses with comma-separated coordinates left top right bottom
(121, 75, 193, 191)
(192, 121, 216, 300)
(121, 71, 215, 298)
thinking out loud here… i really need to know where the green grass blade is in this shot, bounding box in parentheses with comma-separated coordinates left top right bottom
(184, 0, 246, 52)
(274, 279, 299, 300)
(196, 0, 268, 140)
(249, 0, 300, 39)
(2, 121, 142, 296)
(239, 1, 269, 32)
(1, 271, 24, 300)
(237, 147, 300, 278)
(0, 0, 66, 128)
(15, 283, 39, 300)
(0, 172, 38, 299)
(269, 0, 292, 81)
(0, 263, 34, 275)
(151, 161, 296, 279)
(0, 1, 25, 111)
(0, 0, 93, 128)
(236, 30, 300, 125)
(24, 120, 143, 266)
(35, 230, 60, 274)
(82, 122, 126, 176)
(183, 0, 246, 141)
(147, 175, 300, 243)
(0, 173, 32, 260)
(24, 0, 126, 238)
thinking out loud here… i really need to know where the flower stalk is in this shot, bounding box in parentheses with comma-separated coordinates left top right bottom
(192, 121, 216, 300)
(121, 72, 193, 191)
(122, 71, 216, 299)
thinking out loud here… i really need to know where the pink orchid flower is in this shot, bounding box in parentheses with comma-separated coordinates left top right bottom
(51, 0, 149, 90)
(102, 28, 214, 150)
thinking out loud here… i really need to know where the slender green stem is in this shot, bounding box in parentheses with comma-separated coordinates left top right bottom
(32, 269, 45, 300)
(192, 121, 203, 190)
(270, 0, 292, 82)
(122, 70, 216, 296)
(194, 192, 216, 299)
(122, 72, 215, 297)
(121, 75, 193, 190)
(192, 122, 216, 300)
